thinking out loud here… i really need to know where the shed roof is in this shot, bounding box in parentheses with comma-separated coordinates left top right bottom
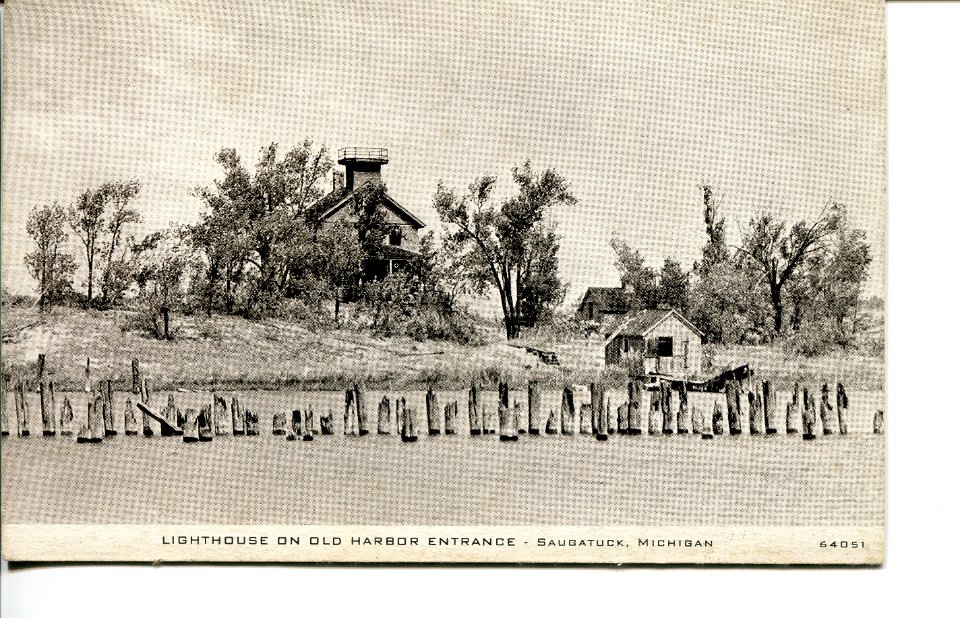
(578, 286, 630, 314)
(604, 308, 705, 344)
(314, 182, 426, 228)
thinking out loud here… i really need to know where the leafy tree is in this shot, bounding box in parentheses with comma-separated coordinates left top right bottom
(434, 162, 575, 339)
(24, 202, 77, 310)
(347, 181, 390, 273)
(315, 218, 363, 321)
(658, 258, 690, 313)
(738, 204, 841, 334)
(610, 238, 659, 309)
(68, 188, 107, 304)
(98, 181, 142, 305)
(132, 228, 192, 339)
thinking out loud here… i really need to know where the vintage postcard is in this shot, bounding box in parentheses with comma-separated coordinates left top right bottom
(0, 0, 885, 564)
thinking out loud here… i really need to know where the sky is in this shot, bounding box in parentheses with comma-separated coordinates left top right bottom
(1, 0, 886, 311)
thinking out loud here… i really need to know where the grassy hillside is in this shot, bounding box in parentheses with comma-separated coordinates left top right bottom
(0, 305, 883, 391)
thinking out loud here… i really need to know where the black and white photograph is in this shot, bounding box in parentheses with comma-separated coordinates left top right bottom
(1, 0, 885, 564)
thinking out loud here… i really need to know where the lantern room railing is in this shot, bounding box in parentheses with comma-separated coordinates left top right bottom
(337, 147, 389, 164)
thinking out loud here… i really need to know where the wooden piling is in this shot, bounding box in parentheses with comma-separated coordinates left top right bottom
(712, 400, 724, 435)
(786, 382, 800, 434)
(396, 398, 403, 435)
(183, 409, 199, 443)
(305, 405, 317, 438)
(100, 380, 117, 436)
(873, 409, 884, 435)
(627, 381, 642, 435)
(198, 405, 213, 441)
(617, 403, 628, 435)
(123, 398, 137, 435)
(725, 380, 742, 435)
(426, 387, 441, 436)
(528, 381, 541, 436)
(445, 401, 457, 435)
(39, 354, 56, 436)
(545, 408, 558, 434)
(561, 386, 575, 435)
(273, 412, 286, 436)
(589, 384, 607, 441)
(378, 397, 392, 435)
(213, 395, 229, 436)
(677, 382, 690, 435)
(165, 393, 180, 429)
(468, 384, 481, 435)
(837, 383, 849, 435)
(580, 403, 592, 434)
(88, 397, 104, 442)
(133, 359, 153, 437)
(288, 409, 302, 441)
(15, 380, 30, 436)
(344, 390, 357, 436)
(400, 399, 418, 442)
(317, 408, 331, 435)
(802, 386, 816, 440)
(231, 397, 244, 435)
(61, 397, 74, 435)
(76, 424, 92, 443)
(0, 384, 9, 436)
(660, 382, 674, 435)
(748, 389, 762, 435)
(514, 401, 526, 436)
(499, 382, 517, 441)
(648, 388, 661, 435)
(820, 383, 835, 435)
(354, 385, 369, 436)
(691, 400, 703, 435)
(246, 410, 260, 436)
(762, 381, 777, 434)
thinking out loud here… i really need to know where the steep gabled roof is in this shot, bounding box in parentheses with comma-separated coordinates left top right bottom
(578, 286, 630, 314)
(604, 308, 705, 344)
(314, 182, 426, 228)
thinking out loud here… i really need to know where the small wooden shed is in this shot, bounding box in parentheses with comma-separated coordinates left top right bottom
(604, 309, 705, 378)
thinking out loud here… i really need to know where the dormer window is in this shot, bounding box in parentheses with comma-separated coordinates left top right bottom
(389, 226, 402, 246)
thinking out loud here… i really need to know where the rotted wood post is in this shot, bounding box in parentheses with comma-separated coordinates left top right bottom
(698, 404, 714, 439)
(712, 400, 724, 435)
(124, 398, 137, 435)
(232, 396, 244, 435)
(183, 409, 199, 443)
(400, 399, 418, 442)
(0, 379, 9, 436)
(245, 410, 260, 436)
(89, 395, 105, 442)
(198, 405, 213, 441)
(15, 380, 30, 436)
(273, 411, 287, 436)
(802, 386, 817, 440)
(319, 408, 333, 435)
(165, 394, 180, 430)
(213, 395, 229, 436)
(594, 385, 608, 441)
(354, 385, 369, 436)
(873, 409, 884, 435)
(60, 397, 74, 435)
(482, 403, 495, 434)
(691, 399, 703, 435)
(677, 382, 690, 435)
(499, 382, 517, 441)
(38, 354, 55, 436)
(820, 383, 835, 435)
(627, 381, 642, 435)
(580, 403, 592, 435)
(527, 381, 541, 436)
(378, 397, 392, 435)
(426, 387, 441, 436)
(514, 401, 525, 436)
(589, 383, 601, 434)
(545, 407, 558, 434)
(786, 382, 800, 434)
(468, 384, 481, 435)
(133, 359, 153, 437)
(763, 381, 777, 434)
(648, 386, 661, 435)
(100, 380, 116, 436)
(748, 389, 762, 435)
(617, 402, 628, 435)
(344, 390, 357, 436)
(396, 398, 404, 434)
(837, 383, 849, 435)
(445, 401, 457, 435)
(725, 380, 742, 435)
(560, 386, 575, 435)
(288, 410, 302, 441)
(660, 382, 674, 435)
(304, 405, 316, 440)
(607, 398, 616, 436)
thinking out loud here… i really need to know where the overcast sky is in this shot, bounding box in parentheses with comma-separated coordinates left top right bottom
(1, 0, 886, 309)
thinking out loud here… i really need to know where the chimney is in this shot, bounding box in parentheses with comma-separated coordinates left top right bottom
(337, 147, 389, 191)
(332, 170, 344, 193)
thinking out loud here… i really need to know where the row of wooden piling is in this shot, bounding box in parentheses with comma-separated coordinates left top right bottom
(0, 355, 884, 441)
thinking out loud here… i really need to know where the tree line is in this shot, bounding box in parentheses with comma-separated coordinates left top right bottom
(609, 185, 873, 352)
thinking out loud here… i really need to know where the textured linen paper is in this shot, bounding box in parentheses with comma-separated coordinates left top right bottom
(0, 0, 885, 564)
